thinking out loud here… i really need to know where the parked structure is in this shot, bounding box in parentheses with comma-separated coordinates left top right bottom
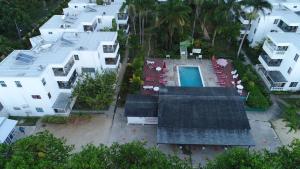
(125, 87, 255, 147)
(238, 0, 300, 47)
(0, 117, 18, 144)
(257, 32, 300, 91)
(0, 32, 120, 116)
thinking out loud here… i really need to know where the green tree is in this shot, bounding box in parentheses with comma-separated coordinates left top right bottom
(1, 131, 73, 169)
(68, 142, 192, 169)
(236, 0, 272, 57)
(157, 0, 191, 49)
(72, 71, 117, 110)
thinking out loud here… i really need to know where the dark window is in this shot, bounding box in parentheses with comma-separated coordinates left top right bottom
(294, 6, 297, 8)
(75, 6, 78, 8)
(74, 55, 79, 60)
(42, 78, 46, 86)
(0, 81, 7, 87)
(48, 32, 53, 34)
(274, 19, 279, 24)
(289, 82, 298, 87)
(254, 28, 257, 34)
(0, 102, 3, 111)
(258, 18, 260, 23)
(48, 92, 51, 99)
(36, 107, 44, 112)
(294, 54, 299, 62)
(81, 67, 96, 73)
(15, 81, 22, 87)
(13, 107, 21, 110)
(32, 95, 41, 99)
(288, 67, 292, 74)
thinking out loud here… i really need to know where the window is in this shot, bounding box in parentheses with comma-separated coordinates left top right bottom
(288, 67, 292, 74)
(254, 28, 257, 34)
(0, 81, 7, 87)
(74, 6, 78, 8)
(274, 19, 279, 24)
(48, 92, 51, 99)
(289, 82, 298, 87)
(13, 107, 21, 110)
(82, 67, 96, 73)
(74, 54, 79, 60)
(294, 6, 297, 8)
(36, 107, 44, 112)
(294, 54, 299, 62)
(15, 81, 22, 87)
(48, 32, 53, 34)
(32, 95, 41, 99)
(258, 18, 260, 23)
(42, 78, 46, 86)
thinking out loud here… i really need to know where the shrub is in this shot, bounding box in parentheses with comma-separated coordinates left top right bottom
(41, 116, 69, 124)
(283, 107, 300, 132)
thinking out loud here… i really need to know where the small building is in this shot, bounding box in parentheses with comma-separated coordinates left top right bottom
(125, 95, 158, 125)
(0, 117, 18, 144)
(125, 87, 255, 147)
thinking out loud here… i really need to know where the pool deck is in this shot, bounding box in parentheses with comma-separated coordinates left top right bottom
(164, 59, 219, 87)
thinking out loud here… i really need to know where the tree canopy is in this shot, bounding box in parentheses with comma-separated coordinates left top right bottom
(72, 71, 117, 110)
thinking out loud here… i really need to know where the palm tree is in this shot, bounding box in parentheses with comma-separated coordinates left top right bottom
(189, 0, 205, 39)
(157, 0, 191, 49)
(236, 0, 272, 57)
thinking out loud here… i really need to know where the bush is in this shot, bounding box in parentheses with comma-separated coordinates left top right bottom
(41, 116, 69, 124)
(282, 107, 300, 132)
(233, 60, 271, 109)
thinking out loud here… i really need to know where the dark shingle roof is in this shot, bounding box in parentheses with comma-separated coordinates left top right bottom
(125, 95, 158, 117)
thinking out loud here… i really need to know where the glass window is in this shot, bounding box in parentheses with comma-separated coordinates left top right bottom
(13, 107, 21, 110)
(254, 28, 257, 34)
(289, 82, 298, 87)
(32, 95, 41, 99)
(42, 78, 46, 86)
(294, 54, 299, 62)
(0, 81, 7, 87)
(48, 92, 51, 99)
(74, 55, 79, 60)
(48, 32, 53, 34)
(274, 19, 279, 24)
(36, 107, 44, 112)
(15, 81, 22, 87)
(288, 67, 292, 74)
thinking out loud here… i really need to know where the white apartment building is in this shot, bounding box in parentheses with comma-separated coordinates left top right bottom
(0, 32, 120, 116)
(238, 0, 300, 46)
(32, 0, 128, 44)
(257, 32, 300, 91)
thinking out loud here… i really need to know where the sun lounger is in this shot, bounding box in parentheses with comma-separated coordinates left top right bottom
(143, 86, 154, 90)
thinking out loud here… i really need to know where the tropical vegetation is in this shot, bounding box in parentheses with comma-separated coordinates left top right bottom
(72, 71, 117, 110)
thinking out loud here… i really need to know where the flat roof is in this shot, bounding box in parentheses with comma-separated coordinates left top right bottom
(125, 95, 158, 117)
(0, 32, 117, 77)
(40, 2, 124, 30)
(270, 7, 300, 25)
(0, 117, 18, 143)
(268, 32, 300, 49)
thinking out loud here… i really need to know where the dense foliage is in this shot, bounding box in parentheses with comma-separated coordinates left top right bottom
(0, 132, 192, 169)
(233, 60, 271, 109)
(72, 71, 117, 110)
(283, 106, 300, 132)
(205, 140, 300, 169)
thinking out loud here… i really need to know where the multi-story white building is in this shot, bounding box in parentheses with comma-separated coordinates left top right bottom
(238, 0, 300, 47)
(31, 0, 128, 44)
(0, 32, 120, 116)
(257, 32, 300, 91)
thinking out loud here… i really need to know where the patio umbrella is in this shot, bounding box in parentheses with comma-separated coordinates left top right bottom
(217, 58, 228, 67)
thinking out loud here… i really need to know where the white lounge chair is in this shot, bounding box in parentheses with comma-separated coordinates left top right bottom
(237, 80, 242, 84)
(233, 74, 239, 79)
(143, 86, 153, 90)
(231, 70, 237, 75)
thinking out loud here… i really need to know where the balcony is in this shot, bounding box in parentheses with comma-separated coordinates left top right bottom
(103, 42, 119, 53)
(119, 24, 129, 33)
(117, 13, 128, 20)
(259, 52, 282, 68)
(52, 93, 75, 114)
(239, 12, 250, 24)
(277, 20, 298, 33)
(105, 53, 120, 65)
(57, 70, 78, 89)
(256, 65, 287, 91)
(263, 40, 288, 59)
(53, 58, 75, 76)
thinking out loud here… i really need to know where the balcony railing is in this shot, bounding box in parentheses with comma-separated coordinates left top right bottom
(264, 40, 287, 55)
(105, 53, 120, 65)
(53, 58, 75, 76)
(277, 20, 298, 32)
(103, 42, 118, 53)
(57, 70, 78, 89)
(260, 53, 282, 67)
(117, 13, 128, 20)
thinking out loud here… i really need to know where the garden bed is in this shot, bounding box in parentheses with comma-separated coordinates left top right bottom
(9, 116, 40, 126)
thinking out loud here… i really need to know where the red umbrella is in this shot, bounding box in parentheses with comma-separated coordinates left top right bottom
(163, 62, 166, 69)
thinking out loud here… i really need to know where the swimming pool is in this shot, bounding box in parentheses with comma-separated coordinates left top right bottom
(178, 66, 204, 87)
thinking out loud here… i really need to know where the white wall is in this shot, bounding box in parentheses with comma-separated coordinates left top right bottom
(127, 117, 158, 125)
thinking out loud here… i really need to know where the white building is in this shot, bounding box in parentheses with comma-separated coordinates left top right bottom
(0, 32, 120, 116)
(238, 0, 300, 47)
(34, 0, 128, 43)
(257, 32, 300, 91)
(0, 117, 18, 144)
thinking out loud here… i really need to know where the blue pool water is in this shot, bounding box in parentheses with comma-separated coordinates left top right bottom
(178, 66, 203, 87)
